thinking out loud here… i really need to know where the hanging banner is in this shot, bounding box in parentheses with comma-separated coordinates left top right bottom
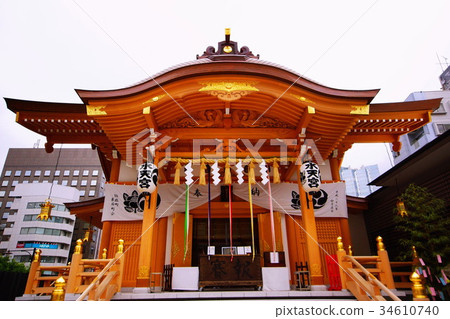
(102, 182, 347, 221)
(232, 182, 348, 218)
(102, 183, 221, 221)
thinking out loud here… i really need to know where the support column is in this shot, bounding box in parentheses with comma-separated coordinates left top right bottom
(329, 157, 341, 181)
(297, 166, 324, 285)
(285, 215, 300, 286)
(339, 218, 352, 249)
(98, 154, 121, 258)
(136, 157, 159, 287)
(110, 155, 121, 183)
(98, 221, 112, 258)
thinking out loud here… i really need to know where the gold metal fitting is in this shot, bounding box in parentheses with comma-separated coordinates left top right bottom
(37, 199, 55, 221)
(102, 248, 107, 259)
(348, 245, 353, 256)
(225, 28, 230, 35)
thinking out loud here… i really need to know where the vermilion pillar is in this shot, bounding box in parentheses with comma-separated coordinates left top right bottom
(297, 165, 324, 285)
(136, 156, 160, 287)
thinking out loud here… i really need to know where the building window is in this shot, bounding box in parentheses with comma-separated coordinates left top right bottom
(23, 180, 29, 184)
(80, 190, 86, 197)
(2, 212, 7, 218)
(4, 170, 12, 177)
(2, 181, 8, 187)
(63, 170, 70, 176)
(62, 180, 68, 186)
(34, 170, 41, 176)
(436, 123, 450, 135)
(41, 256, 56, 264)
(92, 170, 99, 176)
(32, 180, 39, 184)
(408, 127, 425, 146)
(0, 191, 5, 197)
(71, 180, 78, 186)
(54, 170, 60, 176)
(89, 190, 95, 197)
(73, 170, 80, 176)
(12, 180, 19, 186)
(44, 170, 51, 176)
(90, 180, 97, 186)
(5, 202, 13, 208)
(81, 180, 87, 186)
(15, 170, 22, 177)
(25, 170, 31, 177)
(83, 170, 89, 176)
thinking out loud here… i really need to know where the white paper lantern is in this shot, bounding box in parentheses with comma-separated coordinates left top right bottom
(300, 161, 321, 193)
(137, 162, 158, 194)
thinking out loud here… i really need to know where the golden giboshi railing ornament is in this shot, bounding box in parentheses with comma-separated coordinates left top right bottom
(37, 199, 55, 221)
(51, 276, 66, 301)
(33, 249, 41, 262)
(376, 236, 385, 251)
(117, 239, 124, 254)
(74, 239, 83, 254)
(337, 236, 344, 251)
(410, 271, 428, 300)
(102, 248, 107, 259)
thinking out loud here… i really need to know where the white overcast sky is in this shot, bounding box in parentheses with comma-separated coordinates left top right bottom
(0, 0, 449, 173)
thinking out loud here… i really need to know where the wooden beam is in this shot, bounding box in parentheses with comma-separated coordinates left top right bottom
(296, 106, 315, 136)
(343, 134, 398, 144)
(160, 128, 297, 139)
(143, 106, 158, 130)
(281, 163, 297, 181)
(46, 133, 112, 145)
(163, 151, 298, 158)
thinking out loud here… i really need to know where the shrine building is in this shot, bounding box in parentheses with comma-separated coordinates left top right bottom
(5, 30, 440, 297)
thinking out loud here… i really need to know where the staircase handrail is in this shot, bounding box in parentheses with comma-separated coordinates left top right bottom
(344, 255, 401, 301)
(76, 256, 119, 301)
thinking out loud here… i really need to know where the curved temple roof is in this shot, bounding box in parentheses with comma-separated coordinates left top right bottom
(4, 31, 441, 180)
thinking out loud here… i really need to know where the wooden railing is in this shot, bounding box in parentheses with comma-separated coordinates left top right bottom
(336, 236, 400, 301)
(24, 263, 70, 295)
(391, 261, 413, 289)
(24, 239, 125, 301)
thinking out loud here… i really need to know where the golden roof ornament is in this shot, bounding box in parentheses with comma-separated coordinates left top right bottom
(197, 28, 259, 60)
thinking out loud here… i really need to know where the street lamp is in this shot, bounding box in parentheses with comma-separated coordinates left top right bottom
(5, 248, 36, 263)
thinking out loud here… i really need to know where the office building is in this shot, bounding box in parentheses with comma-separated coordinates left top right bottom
(0, 148, 105, 258)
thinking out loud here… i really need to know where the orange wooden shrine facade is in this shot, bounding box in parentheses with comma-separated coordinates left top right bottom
(5, 30, 440, 288)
